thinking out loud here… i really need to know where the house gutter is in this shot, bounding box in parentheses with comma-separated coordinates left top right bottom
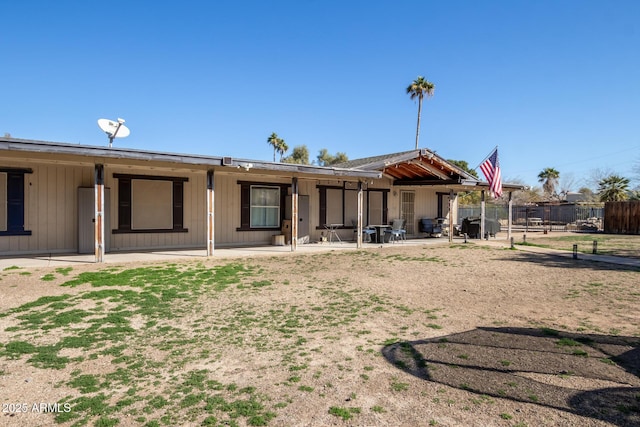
(0, 138, 382, 180)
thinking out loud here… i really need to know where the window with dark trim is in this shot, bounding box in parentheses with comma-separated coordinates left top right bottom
(237, 181, 288, 231)
(317, 184, 388, 228)
(0, 168, 32, 236)
(113, 174, 188, 233)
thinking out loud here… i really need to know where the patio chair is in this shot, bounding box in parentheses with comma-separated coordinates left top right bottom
(385, 219, 406, 243)
(352, 220, 376, 243)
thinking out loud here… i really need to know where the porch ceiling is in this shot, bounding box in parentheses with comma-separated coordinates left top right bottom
(383, 154, 461, 181)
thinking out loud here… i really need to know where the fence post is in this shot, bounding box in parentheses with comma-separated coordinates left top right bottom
(573, 244, 578, 260)
(592, 241, 597, 254)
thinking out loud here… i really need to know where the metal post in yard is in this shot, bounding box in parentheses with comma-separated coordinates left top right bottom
(593, 241, 597, 254)
(573, 244, 578, 259)
(510, 237, 514, 249)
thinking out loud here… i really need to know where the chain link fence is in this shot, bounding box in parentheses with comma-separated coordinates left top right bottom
(458, 204, 605, 232)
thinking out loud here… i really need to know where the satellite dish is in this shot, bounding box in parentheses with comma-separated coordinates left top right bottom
(98, 118, 130, 148)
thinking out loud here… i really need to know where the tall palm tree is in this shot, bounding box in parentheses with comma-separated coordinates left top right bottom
(276, 139, 288, 162)
(406, 76, 435, 149)
(267, 132, 287, 162)
(267, 132, 279, 162)
(598, 175, 630, 201)
(537, 167, 560, 199)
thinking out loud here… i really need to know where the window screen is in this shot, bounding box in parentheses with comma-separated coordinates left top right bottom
(250, 186, 280, 228)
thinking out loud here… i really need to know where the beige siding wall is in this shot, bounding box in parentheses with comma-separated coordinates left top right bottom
(106, 167, 206, 251)
(213, 173, 300, 246)
(300, 179, 320, 239)
(0, 160, 93, 255)
(2, 153, 457, 254)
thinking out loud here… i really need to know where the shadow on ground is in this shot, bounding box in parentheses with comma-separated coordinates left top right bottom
(496, 251, 640, 273)
(382, 327, 640, 426)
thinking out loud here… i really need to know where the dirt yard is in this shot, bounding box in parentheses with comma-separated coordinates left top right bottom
(1, 241, 639, 427)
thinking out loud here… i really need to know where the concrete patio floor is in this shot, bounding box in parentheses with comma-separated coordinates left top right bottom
(0, 237, 453, 269)
(3, 233, 638, 270)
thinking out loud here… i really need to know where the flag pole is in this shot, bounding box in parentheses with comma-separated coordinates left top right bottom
(473, 145, 499, 171)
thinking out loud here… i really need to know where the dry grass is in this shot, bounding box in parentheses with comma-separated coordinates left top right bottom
(1, 242, 639, 426)
(515, 233, 640, 260)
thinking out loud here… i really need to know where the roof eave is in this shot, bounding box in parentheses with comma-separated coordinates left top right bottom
(0, 138, 382, 180)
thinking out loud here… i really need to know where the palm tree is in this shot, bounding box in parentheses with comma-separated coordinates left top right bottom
(537, 167, 560, 199)
(406, 76, 435, 149)
(276, 139, 288, 162)
(598, 175, 630, 201)
(267, 132, 279, 162)
(267, 132, 287, 162)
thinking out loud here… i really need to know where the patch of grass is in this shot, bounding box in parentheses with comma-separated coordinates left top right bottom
(40, 273, 56, 281)
(68, 374, 101, 393)
(499, 413, 513, 420)
(371, 405, 386, 413)
(55, 267, 73, 276)
(540, 327, 560, 336)
(391, 381, 409, 392)
(556, 338, 582, 347)
(328, 406, 355, 420)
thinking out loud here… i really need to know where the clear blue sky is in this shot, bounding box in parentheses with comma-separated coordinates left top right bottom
(2, 0, 639, 189)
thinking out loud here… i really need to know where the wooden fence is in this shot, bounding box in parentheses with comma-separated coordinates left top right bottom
(604, 201, 640, 234)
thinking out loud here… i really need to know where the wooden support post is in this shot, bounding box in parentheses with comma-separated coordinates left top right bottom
(207, 170, 214, 256)
(508, 191, 513, 241)
(448, 189, 454, 243)
(291, 177, 298, 252)
(94, 164, 105, 263)
(480, 190, 486, 240)
(357, 181, 363, 248)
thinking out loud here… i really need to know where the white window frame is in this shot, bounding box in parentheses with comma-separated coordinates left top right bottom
(250, 185, 280, 228)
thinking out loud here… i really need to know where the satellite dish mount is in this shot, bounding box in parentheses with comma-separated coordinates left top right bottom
(98, 118, 130, 148)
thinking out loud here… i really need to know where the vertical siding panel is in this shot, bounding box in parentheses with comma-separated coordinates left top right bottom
(37, 166, 48, 251)
(181, 180, 189, 247)
(56, 167, 65, 249)
(226, 176, 235, 244)
(194, 173, 204, 246)
(23, 168, 35, 252)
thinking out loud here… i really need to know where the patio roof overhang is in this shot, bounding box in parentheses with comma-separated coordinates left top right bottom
(371, 150, 524, 192)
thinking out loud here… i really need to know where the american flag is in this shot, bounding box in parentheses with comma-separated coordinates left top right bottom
(480, 148, 502, 198)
